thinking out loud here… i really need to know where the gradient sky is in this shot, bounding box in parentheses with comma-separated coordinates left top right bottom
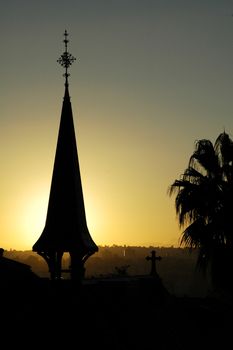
(1, 0, 233, 250)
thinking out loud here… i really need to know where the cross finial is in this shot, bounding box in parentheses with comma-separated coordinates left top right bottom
(57, 30, 76, 87)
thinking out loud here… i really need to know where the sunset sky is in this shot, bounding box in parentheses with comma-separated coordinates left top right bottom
(1, 1, 233, 250)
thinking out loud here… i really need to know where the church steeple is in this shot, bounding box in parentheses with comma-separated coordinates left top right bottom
(33, 31, 98, 282)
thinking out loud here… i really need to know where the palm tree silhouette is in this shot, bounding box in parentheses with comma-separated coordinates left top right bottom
(169, 132, 233, 293)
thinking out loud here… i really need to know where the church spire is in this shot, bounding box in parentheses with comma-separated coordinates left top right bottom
(57, 30, 76, 88)
(33, 31, 98, 282)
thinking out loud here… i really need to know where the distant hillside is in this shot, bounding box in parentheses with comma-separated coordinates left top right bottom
(3, 246, 212, 297)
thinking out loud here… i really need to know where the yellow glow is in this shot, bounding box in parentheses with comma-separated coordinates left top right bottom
(20, 192, 48, 248)
(0, 137, 181, 250)
(0, 158, 181, 250)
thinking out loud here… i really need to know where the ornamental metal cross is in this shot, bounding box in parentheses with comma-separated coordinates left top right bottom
(57, 30, 76, 86)
(146, 250, 162, 277)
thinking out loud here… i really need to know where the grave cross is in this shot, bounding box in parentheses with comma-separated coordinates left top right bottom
(146, 250, 162, 277)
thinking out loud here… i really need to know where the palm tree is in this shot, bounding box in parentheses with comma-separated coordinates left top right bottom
(169, 132, 233, 292)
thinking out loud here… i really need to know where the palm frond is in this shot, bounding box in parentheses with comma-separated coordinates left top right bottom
(189, 139, 219, 177)
(215, 132, 233, 181)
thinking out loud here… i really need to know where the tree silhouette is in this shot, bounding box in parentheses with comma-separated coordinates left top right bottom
(169, 132, 233, 293)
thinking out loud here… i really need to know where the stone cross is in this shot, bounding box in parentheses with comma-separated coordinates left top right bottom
(146, 250, 162, 277)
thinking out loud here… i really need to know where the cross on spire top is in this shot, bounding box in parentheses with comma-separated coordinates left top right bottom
(57, 30, 76, 87)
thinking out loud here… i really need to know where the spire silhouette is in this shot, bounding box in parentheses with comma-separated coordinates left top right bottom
(33, 31, 98, 282)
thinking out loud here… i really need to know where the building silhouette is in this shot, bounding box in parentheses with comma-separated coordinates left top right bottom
(33, 31, 98, 281)
(0, 248, 39, 282)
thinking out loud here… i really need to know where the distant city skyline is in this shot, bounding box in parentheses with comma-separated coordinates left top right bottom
(1, 1, 233, 250)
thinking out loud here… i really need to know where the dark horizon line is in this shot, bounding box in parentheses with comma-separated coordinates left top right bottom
(4, 244, 196, 252)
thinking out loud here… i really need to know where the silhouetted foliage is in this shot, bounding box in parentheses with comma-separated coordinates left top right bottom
(169, 132, 233, 293)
